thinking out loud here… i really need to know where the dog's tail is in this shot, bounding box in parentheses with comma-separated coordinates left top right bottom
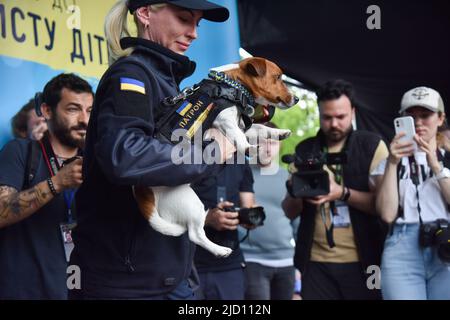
(133, 186, 156, 221)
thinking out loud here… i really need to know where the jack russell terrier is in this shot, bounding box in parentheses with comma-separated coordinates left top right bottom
(133, 57, 298, 258)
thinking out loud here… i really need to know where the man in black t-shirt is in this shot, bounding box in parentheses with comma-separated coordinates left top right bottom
(0, 74, 93, 299)
(191, 161, 255, 300)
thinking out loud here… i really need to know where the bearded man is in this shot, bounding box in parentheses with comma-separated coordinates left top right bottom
(282, 79, 389, 300)
(0, 73, 93, 299)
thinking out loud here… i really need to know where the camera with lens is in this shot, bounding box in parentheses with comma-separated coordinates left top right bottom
(282, 151, 347, 198)
(419, 219, 450, 263)
(224, 206, 266, 227)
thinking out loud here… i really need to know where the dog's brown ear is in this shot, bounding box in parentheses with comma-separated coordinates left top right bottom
(242, 58, 267, 77)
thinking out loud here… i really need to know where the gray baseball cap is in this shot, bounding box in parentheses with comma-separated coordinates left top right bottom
(400, 86, 445, 114)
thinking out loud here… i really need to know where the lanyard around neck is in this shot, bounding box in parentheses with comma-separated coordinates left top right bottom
(320, 137, 350, 248)
(322, 145, 345, 185)
(38, 134, 76, 222)
(407, 155, 424, 225)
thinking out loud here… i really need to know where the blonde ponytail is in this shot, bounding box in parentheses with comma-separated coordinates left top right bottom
(105, 0, 133, 65)
(105, 1, 168, 65)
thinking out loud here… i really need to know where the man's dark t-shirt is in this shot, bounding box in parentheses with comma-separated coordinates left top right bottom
(191, 163, 254, 272)
(0, 139, 70, 299)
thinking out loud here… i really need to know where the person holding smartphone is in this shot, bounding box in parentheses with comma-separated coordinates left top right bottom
(373, 86, 450, 299)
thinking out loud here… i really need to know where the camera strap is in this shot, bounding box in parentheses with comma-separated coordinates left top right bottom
(320, 144, 346, 249)
(408, 155, 424, 226)
(239, 229, 251, 244)
(39, 133, 62, 176)
(320, 203, 336, 248)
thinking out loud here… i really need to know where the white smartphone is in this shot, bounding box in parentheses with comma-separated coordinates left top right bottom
(394, 116, 417, 149)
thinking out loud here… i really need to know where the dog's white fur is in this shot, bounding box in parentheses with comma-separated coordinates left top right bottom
(135, 60, 296, 258)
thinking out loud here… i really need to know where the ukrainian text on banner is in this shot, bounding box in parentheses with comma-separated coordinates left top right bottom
(0, 0, 116, 78)
(0, 0, 240, 146)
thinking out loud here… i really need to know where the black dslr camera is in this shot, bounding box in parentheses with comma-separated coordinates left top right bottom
(419, 219, 450, 263)
(224, 206, 266, 227)
(282, 151, 347, 198)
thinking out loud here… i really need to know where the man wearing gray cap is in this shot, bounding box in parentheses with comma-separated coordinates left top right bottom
(373, 86, 450, 300)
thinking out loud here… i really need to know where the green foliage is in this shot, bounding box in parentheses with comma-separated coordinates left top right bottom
(271, 87, 320, 168)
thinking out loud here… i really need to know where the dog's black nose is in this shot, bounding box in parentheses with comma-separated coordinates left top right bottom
(293, 96, 299, 105)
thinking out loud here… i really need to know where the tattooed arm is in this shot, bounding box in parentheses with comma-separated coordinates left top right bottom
(0, 157, 83, 229)
(0, 181, 55, 229)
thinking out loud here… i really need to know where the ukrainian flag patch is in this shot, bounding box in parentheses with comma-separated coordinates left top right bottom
(120, 77, 146, 94)
(176, 100, 193, 116)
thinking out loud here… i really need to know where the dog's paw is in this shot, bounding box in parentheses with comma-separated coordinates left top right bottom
(214, 247, 233, 258)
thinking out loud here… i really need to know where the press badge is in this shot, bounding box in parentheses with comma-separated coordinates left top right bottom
(333, 201, 351, 228)
(60, 222, 77, 262)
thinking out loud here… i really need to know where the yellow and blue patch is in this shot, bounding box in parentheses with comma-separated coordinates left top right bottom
(120, 77, 146, 95)
(176, 100, 193, 116)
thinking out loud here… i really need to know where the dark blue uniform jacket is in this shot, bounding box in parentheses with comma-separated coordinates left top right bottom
(71, 37, 219, 298)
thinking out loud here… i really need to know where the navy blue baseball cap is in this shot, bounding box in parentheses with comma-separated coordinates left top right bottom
(127, 0, 229, 22)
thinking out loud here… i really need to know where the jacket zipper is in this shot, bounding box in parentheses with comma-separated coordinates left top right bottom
(124, 255, 135, 273)
(124, 218, 138, 273)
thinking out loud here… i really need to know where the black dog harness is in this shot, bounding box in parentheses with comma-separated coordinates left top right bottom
(155, 71, 274, 144)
